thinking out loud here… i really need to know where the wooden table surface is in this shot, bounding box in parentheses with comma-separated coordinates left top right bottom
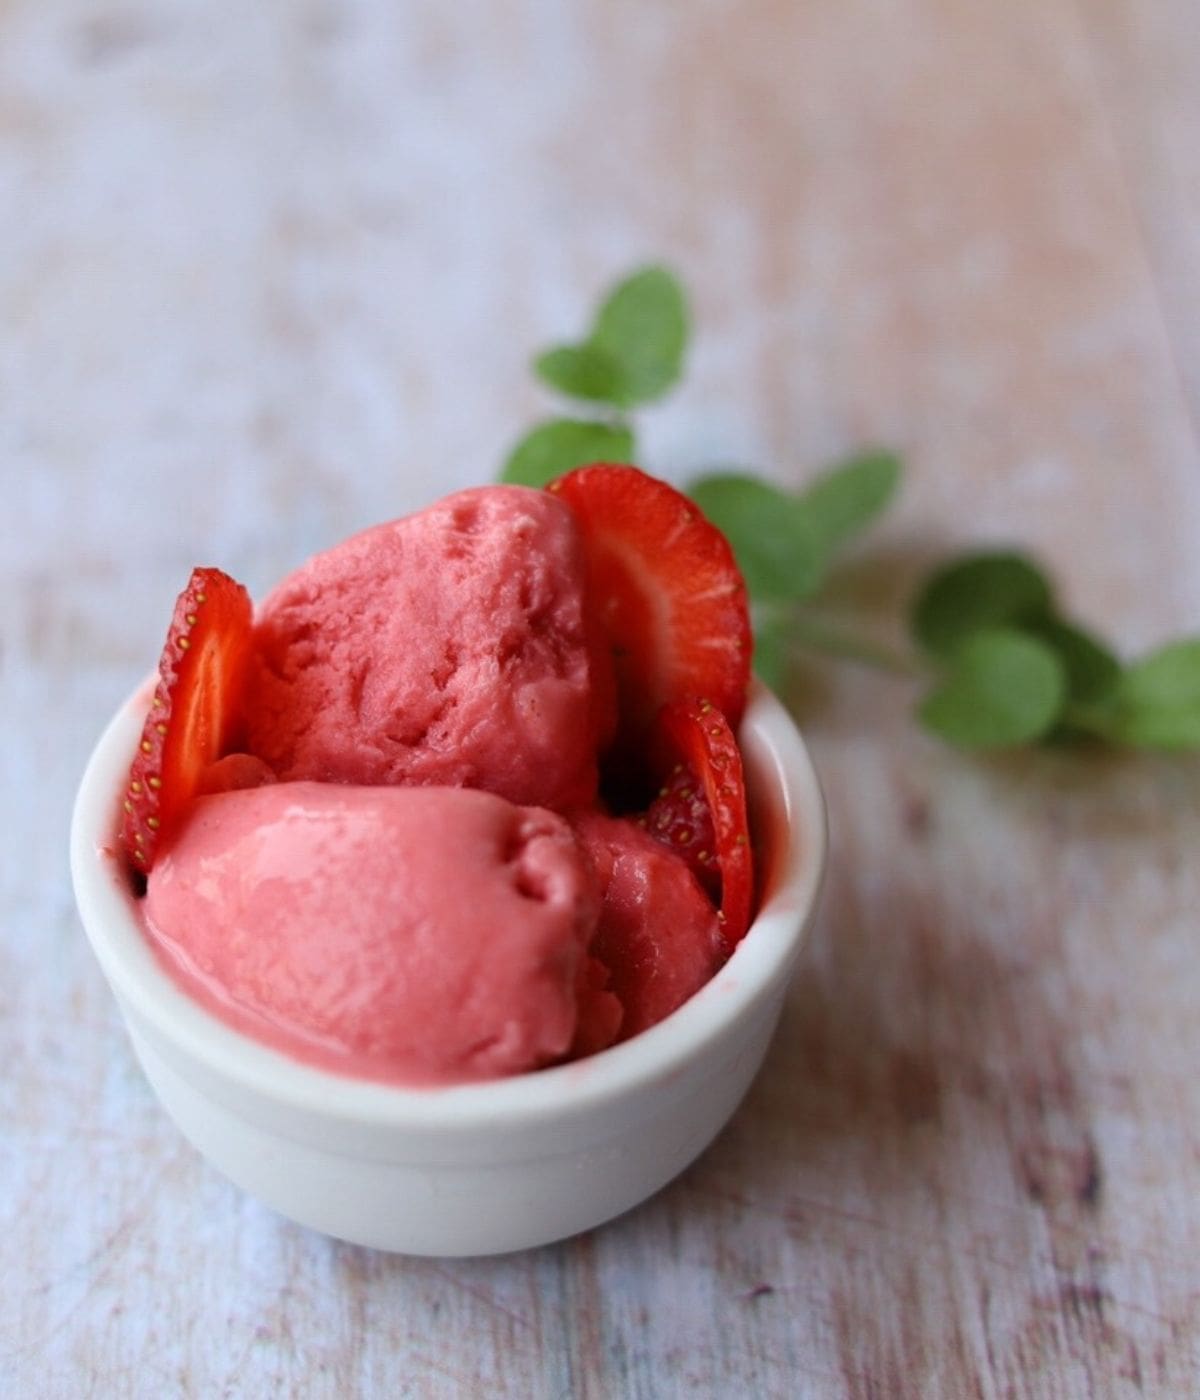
(5, 2, 1199, 1395)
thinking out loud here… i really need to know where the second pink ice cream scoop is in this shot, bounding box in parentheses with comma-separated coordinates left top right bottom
(143, 782, 607, 1084)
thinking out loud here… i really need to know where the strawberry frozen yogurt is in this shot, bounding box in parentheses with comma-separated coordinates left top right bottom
(125, 469, 754, 1088)
(144, 783, 607, 1084)
(243, 486, 614, 813)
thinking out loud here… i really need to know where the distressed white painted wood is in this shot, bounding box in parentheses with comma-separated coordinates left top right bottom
(4, 1, 1199, 1395)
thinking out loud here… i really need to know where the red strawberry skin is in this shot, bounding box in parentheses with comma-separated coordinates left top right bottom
(652, 697, 755, 948)
(121, 567, 253, 873)
(548, 465, 752, 751)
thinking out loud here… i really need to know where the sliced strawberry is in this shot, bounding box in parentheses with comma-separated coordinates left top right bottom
(121, 567, 254, 874)
(548, 465, 751, 752)
(640, 762, 720, 901)
(651, 697, 755, 948)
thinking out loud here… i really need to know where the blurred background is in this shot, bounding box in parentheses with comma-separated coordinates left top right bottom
(4, 2, 1199, 1395)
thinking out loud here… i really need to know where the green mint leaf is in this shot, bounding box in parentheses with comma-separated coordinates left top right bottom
(1025, 618, 1121, 704)
(1107, 639, 1200, 748)
(751, 607, 792, 692)
(688, 473, 823, 602)
(591, 265, 688, 405)
(918, 628, 1066, 747)
(535, 266, 689, 409)
(913, 551, 1054, 658)
(792, 451, 901, 562)
(534, 345, 628, 405)
(501, 418, 635, 487)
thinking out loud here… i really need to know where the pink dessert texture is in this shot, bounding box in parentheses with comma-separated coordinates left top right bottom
(243, 486, 615, 813)
(129, 479, 752, 1087)
(143, 782, 607, 1084)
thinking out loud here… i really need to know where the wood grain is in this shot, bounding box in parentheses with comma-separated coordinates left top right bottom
(1080, 0, 1200, 441)
(4, 1, 1198, 1396)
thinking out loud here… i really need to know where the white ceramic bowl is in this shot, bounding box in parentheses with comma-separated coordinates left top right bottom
(70, 683, 826, 1256)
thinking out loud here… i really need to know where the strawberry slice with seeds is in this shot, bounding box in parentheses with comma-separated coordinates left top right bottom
(649, 696, 755, 947)
(641, 762, 721, 901)
(121, 567, 253, 874)
(548, 465, 751, 752)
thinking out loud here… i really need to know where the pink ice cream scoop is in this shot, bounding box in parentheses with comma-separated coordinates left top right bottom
(142, 782, 603, 1084)
(574, 812, 725, 1041)
(243, 486, 615, 812)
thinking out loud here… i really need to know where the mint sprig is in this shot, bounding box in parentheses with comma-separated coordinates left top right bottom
(912, 553, 1053, 658)
(789, 451, 902, 568)
(907, 552, 1200, 747)
(687, 475, 823, 602)
(502, 418, 636, 488)
(501, 266, 684, 486)
(502, 265, 1200, 754)
(689, 453, 901, 604)
(1107, 641, 1200, 748)
(918, 629, 1066, 747)
(534, 264, 687, 410)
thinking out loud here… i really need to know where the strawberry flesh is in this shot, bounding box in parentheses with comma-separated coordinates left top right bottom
(121, 567, 253, 873)
(650, 697, 755, 948)
(641, 762, 721, 901)
(548, 464, 751, 755)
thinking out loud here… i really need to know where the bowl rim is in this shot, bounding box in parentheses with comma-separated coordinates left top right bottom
(70, 680, 826, 1132)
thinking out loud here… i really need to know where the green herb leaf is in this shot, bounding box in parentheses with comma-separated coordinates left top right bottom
(534, 345, 628, 405)
(913, 552, 1054, 658)
(535, 266, 689, 409)
(918, 628, 1066, 747)
(792, 451, 901, 562)
(591, 265, 688, 405)
(1025, 618, 1121, 704)
(1107, 639, 1200, 748)
(501, 418, 636, 488)
(751, 607, 792, 692)
(688, 473, 823, 601)
(688, 455, 899, 603)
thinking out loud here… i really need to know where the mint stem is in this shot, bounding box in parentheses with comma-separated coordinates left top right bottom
(788, 612, 926, 677)
(1060, 702, 1119, 741)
